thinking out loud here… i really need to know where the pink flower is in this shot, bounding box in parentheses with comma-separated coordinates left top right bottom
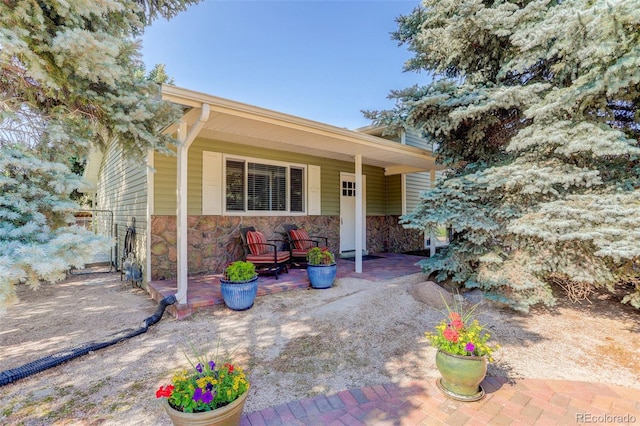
(443, 326, 459, 343)
(450, 319, 464, 330)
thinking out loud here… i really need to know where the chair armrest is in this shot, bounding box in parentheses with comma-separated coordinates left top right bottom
(308, 235, 329, 246)
(291, 238, 321, 248)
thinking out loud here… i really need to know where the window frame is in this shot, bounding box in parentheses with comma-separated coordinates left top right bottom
(222, 154, 307, 216)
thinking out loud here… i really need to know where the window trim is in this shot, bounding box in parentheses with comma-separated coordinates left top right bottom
(222, 154, 308, 216)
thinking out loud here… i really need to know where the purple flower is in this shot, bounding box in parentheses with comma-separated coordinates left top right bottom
(196, 363, 203, 373)
(206, 382, 214, 391)
(201, 390, 214, 404)
(209, 360, 215, 370)
(465, 342, 475, 353)
(193, 387, 203, 402)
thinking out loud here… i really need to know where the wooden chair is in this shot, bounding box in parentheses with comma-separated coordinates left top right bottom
(239, 226, 290, 279)
(283, 224, 329, 267)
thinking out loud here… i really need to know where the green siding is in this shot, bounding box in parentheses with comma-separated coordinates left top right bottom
(405, 128, 436, 152)
(95, 140, 148, 278)
(406, 172, 431, 213)
(153, 149, 177, 215)
(386, 174, 403, 215)
(364, 165, 386, 215)
(153, 137, 390, 216)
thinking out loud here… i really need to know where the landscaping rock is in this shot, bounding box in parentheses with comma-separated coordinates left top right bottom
(407, 280, 454, 309)
(463, 289, 485, 305)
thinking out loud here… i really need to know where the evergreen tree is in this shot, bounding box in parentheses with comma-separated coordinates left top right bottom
(0, 0, 201, 312)
(368, 0, 640, 310)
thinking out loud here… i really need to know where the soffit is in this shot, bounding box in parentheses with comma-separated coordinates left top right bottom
(161, 85, 439, 175)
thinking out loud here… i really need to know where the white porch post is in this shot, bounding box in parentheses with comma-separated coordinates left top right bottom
(175, 120, 188, 304)
(355, 154, 363, 273)
(174, 104, 210, 305)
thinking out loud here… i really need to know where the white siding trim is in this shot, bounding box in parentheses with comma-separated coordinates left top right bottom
(202, 151, 223, 215)
(308, 164, 321, 215)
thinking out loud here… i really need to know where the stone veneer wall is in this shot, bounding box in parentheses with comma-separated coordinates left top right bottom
(366, 216, 425, 254)
(150, 216, 340, 280)
(384, 216, 425, 253)
(150, 215, 424, 280)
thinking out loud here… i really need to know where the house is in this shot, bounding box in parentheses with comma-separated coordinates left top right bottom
(84, 84, 441, 304)
(358, 125, 449, 256)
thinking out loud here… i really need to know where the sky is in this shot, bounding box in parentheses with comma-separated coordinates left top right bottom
(140, 0, 428, 130)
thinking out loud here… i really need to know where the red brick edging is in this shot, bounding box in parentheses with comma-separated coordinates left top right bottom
(240, 378, 640, 425)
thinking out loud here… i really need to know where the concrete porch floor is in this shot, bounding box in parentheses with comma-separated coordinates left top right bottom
(147, 253, 425, 319)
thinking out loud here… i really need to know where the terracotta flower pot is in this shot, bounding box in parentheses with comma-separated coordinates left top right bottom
(435, 350, 487, 401)
(161, 388, 249, 426)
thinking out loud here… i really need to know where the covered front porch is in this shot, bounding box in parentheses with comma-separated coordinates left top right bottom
(148, 253, 425, 319)
(158, 84, 439, 307)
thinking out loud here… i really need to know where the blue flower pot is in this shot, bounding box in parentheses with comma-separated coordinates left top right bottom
(307, 264, 336, 289)
(219, 276, 258, 310)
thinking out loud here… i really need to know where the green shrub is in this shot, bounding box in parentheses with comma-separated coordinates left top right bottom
(307, 247, 335, 266)
(224, 261, 256, 282)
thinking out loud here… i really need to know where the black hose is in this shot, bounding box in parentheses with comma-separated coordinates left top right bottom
(143, 295, 177, 329)
(123, 226, 135, 259)
(0, 295, 177, 387)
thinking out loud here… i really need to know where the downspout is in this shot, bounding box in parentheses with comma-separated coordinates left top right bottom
(175, 104, 210, 304)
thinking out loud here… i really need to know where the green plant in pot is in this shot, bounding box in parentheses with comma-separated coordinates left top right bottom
(306, 247, 336, 289)
(220, 261, 258, 310)
(156, 341, 250, 425)
(425, 295, 499, 401)
(223, 261, 256, 282)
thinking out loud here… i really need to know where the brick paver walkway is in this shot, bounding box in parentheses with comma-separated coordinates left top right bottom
(240, 377, 640, 425)
(149, 253, 424, 318)
(149, 253, 640, 424)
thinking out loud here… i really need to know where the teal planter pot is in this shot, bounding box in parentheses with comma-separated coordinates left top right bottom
(219, 276, 258, 310)
(435, 350, 487, 401)
(307, 264, 336, 289)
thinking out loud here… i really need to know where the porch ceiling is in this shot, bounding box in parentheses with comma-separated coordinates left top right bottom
(161, 85, 439, 175)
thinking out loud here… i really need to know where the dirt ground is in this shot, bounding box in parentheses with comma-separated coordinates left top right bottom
(0, 270, 639, 425)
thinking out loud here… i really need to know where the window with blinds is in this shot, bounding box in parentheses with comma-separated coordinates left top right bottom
(290, 167, 304, 212)
(225, 158, 305, 213)
(248, 162, 286, 211)
(226, 160, 245, 211)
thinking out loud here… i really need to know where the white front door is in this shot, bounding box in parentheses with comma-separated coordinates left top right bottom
(339, 173, 366, 253)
